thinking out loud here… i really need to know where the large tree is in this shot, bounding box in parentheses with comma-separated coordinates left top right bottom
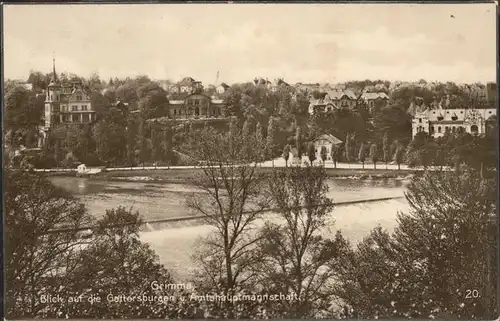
(255, 165, 349, 317)
(186, 126, 271, 318)
(358, 142, 366, 169)
(137, 118, 150, 167)
(4, 85, 44, 146)
(369, 143, 378, 169)
(372, 104, 412, 146)
(59, 207, 195, 318)
(266, 117, 278, 162)
(92, 118, 127, 166)
(137, 83, 169, 119)
(4, 171, 94, 318)
(150, 121, 163, 164)
(405, 132, 435, 169)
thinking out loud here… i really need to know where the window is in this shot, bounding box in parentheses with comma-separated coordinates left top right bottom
(445, 126, 449, 132)
(452, 127, 456, 133)
(419, 118, 422, 123)
(460, 111, 463, 114)
(77, 95, 82, 101)
(430, 126, 435, 134)
(438, 126, 442, 133)
(471, 125, 479, 134)
(72, 114, 79, 122)
(82, 114, 90, 122)
(173, 109, 177, 116)
(63, 115, 70, 122)
(82, 105, 88, 111)
(72, 105, 78, 111)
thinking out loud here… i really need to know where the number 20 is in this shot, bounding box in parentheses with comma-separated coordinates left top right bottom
(465, 289, 479, 298)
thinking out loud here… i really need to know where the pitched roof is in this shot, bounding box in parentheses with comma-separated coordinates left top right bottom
(361, 92, 389, 100)
(314, 134, 343, 145)
(326, 90, 358, 100)
(178, 77, 198, 86)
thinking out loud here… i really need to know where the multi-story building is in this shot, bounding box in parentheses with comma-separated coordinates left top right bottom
(43, 59, 95, 130)
(170, 77, 204, 94)
(412, 107, 496, 138)
(308, 89, 358, 114)
(167, 93, 226, 121)
(359, 92, 389, 113)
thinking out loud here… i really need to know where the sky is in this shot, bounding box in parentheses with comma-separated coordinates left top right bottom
(3, 3, 497, 85)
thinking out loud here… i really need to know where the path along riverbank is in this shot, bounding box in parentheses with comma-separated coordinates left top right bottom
(37, 165, 418, 183)
(34, 157, 443, 183)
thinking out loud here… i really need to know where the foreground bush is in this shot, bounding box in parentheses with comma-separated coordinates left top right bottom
(335, 167, 497, 319)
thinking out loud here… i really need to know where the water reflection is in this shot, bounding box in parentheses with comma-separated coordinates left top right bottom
(49, 176, 409, 221)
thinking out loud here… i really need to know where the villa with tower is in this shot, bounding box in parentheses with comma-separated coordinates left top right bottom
(43, 59, 96, 131)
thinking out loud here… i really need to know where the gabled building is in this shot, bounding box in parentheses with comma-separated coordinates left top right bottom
(171, 77, 204, 94)
(412, 107, 496, 138)
(269, 78, 291, 93)
(167, 93, 226, 121)
(308, 89, 358, 114)
(312, 134, 343, 161)
(216, 82, 230, 95)
(325, 90, 358, 108)
(359, 92, 389, 113)
(43, 59, 95, 130)
(253, 77, 271, 86)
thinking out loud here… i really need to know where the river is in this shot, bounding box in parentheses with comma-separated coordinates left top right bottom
(49, 176, 411, 280)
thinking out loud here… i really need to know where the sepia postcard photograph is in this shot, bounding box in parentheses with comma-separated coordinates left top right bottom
(2, 3, 498, 319)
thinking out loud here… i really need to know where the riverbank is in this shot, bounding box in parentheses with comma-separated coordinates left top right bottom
(88, 166, 415, 183)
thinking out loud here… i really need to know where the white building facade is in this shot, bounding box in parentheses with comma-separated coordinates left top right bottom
(412, 108, 496, 138)
(312, 134, 343, 160)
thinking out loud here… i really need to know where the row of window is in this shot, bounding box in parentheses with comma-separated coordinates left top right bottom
(61, 114, 92, 123)
(186, 99, 209, 106)
(66, 105, 88, 111)
(49, 94, 85, 101)
(417, 125, 479, 134)
(172, 106, 222, 117)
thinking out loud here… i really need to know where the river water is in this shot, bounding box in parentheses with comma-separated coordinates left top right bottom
(49, 176, 411, 280)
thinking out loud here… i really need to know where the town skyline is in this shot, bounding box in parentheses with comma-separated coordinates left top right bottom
(4, 3, 496, 85)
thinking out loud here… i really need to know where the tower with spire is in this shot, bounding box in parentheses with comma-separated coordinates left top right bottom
(45, 57, 62, 129)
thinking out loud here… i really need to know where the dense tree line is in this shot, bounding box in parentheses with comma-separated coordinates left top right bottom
(5, 71, 496, 170)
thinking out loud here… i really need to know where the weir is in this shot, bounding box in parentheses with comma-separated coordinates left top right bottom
(44, 196, 406, 234)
